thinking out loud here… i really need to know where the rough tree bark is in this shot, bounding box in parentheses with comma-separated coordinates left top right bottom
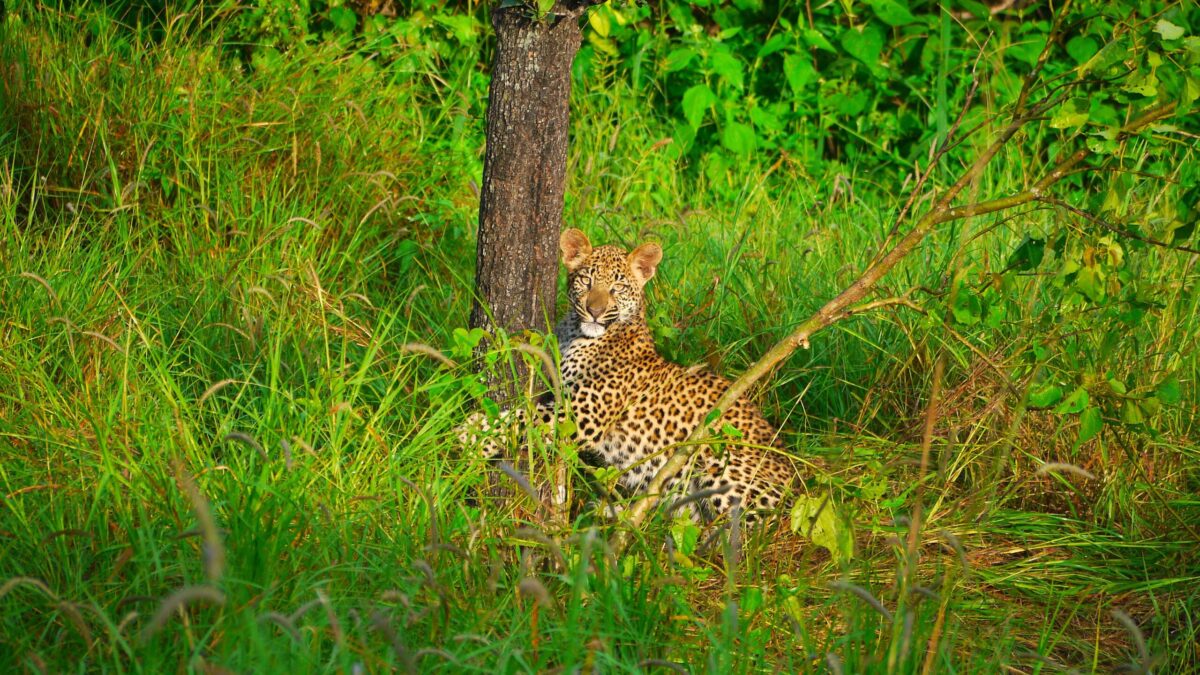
(471, 3, 589, 396)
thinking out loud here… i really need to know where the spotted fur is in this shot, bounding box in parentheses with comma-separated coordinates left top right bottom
(461, 229, 796, 520)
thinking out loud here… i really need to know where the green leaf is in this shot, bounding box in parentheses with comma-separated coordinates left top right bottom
(450, 326, 486, 359)
(671, 518, 701, 556)
(866, 0, 917, 26)
(588, 31, 618, 56)
(741, 586, 764, 615)
(1054, 387, 1089, 414)
(790, 493, 854, 565)
(1122, 69, 1159, 97)
(1157, 376, 1182, 405)
(536, 0, 555, 19)
(783, 54, 816, 92)
(859, 471, 887, 501)
(394, 238, 419, 273)
(1006, 235, 1046, 271)
(757, 34, 790, 58)
(1029, 384, 1064, 408)
(1066, 35, 1099, 64)
(1080, 39, 1129, 76)
(669, 122, 696, 158)
(955, 0, 991, 20)
(720, 423, 744, 439)
(1007, 32, 1048, 67)
(1075, 265, 1105, 302)
(557, 418, 577, 438)
(1032, 343, 1051, 362)
(1155, 20, 1186, 41)
(710, 52, 739, 89)
(840, 24, 884, 66)
(721, 121, 756, 154)
(665, 48, 697, 72)
(1172, 220, 1197, 244)
(984, 297, 1006, 328)
(951, 290, 982, 326)
(328, 6, 357, 33)
(461, 376, 487, 399)
(1087, 134, 1119, 155)
(1139, 396, 1162, 418)
(433, 14, 479, 44)
(750, 105, 783, 133)
(481, 397, 500, 419)
(703, 408, 721, 427)
(1077, 406, 1103, 444)
(681, 84, 716, 129)
(1186, 36, 1200, 58)
(834, 89, 870, 115)
(587, 8, 610, 37)
(710, 51, 745, 89)
(1121, 400, 1145, 425)
(1089, 101, 1119, 127)
(1050, 98, 1089, 129)
(803, 28, 837, 52)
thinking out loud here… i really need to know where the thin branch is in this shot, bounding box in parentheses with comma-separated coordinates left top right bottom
(839, 296, 926, 320)
(1014, 0, 1073, 118)
(1038, 196, 1200, 256)
(882, 36, 989, 248)
(614, 95, 1178, 543)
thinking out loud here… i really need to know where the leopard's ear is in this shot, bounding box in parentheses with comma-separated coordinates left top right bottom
(628, 242, 663, 286)
(560, 228, 592, 272)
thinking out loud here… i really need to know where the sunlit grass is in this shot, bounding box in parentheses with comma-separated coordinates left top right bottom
(1, 4, 1197, 672)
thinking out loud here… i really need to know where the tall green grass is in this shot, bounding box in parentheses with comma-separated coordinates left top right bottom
(1, 4, 1197, 672)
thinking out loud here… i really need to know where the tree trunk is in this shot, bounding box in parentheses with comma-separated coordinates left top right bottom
(471, 5, 584, 396)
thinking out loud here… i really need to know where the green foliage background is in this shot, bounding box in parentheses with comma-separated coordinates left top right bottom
(0, 0, 1198, 672)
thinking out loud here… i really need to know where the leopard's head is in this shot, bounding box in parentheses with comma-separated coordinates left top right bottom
(559, 228, 661, 338)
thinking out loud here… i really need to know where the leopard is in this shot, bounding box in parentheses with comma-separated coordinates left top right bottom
(460, 228, 797, 522)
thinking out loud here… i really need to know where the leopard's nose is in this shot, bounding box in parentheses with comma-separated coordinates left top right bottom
(585, 289, 609, 320)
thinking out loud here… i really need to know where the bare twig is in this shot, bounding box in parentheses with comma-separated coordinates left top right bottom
(1014, 0, 1073, 118)
(1038, 195, 1200, 255)
(839, 296, 926, 321)
(882, 36, 989, 248)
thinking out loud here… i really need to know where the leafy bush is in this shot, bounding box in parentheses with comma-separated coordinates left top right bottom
(2, 0, 1198, 671)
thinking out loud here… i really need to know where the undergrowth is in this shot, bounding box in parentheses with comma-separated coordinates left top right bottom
(1, 3, 1197, 673)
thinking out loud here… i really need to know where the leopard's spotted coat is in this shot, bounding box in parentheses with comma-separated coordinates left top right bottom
(463, 229, 796, 520)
